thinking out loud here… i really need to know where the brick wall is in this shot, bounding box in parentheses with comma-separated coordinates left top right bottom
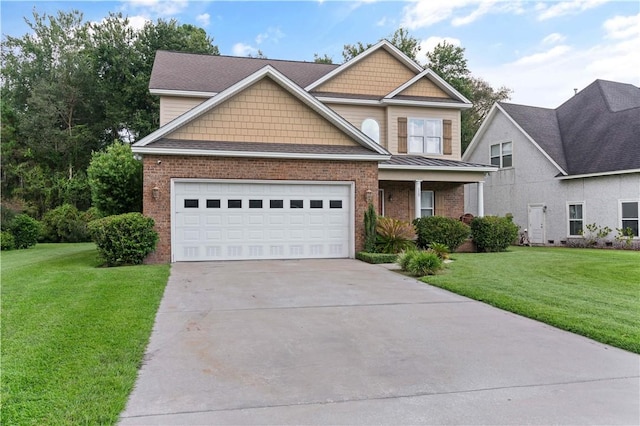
(316, 49, 416, 97)
(143, 155, 379, 263)
(380, 181, 465, 222)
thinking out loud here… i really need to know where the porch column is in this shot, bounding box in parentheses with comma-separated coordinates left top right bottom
(477, 181, 485, 217)
(414, 180, 422, 219)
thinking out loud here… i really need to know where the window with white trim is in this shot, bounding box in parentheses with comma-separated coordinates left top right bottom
(409, 118, 442, 154)
(421, 191, 434, 217)
(567, 203, 584, 236)
(361, 118, 380, 143)
(490, 141, 512, 168)
(620, 201, 639, 237)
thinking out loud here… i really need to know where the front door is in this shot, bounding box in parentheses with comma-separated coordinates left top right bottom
(528, 204, 545, 245)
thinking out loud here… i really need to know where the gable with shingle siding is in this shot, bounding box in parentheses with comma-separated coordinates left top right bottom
(397, 78, 451, 99)
(314, 49, 417, 97)
(166, 77, 360, 147)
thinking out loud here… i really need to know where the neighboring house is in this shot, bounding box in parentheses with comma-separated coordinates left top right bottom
(132, 40, 495, 263)
(463, 79, 640, 246)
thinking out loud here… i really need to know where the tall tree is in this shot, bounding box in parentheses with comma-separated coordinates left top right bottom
(342, 28, 420, 62)
(313, 53, 333, 64)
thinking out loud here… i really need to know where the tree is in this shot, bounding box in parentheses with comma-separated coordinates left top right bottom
(87, 142, 142, 216)
(313, 53, 333, 64)
(342, 28, 420, 62)
(425, 42, 511, 152)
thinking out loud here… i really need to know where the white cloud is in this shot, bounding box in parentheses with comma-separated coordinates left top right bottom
(401, 0, 481, 29)
(123, 0, 190, 17)
(196, 13, 210, 27)
(603, 13, 640, 39)
(232, 42, 258, 57)
(542, 32, 566, 45)
(513, 45, 572, 66)
(376, 16, 388, 27)
(536, 0, 609, 21)
(255, 27, 284, 45)
(474, 16, 640, 108)
(451, 1, 497, 26)
(417, 36, 462, 66)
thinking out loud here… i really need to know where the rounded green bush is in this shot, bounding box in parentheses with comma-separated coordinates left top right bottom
(1, 231, 15, 250)
(41, 204, 91, 243)
(407, 250, 443, 276)
(397, 249, 417, 271)
(88, 212, 158, 266)
(470, 215, 519, 252)
(9, 214, 41, 249)
(413, 215, 470, 252)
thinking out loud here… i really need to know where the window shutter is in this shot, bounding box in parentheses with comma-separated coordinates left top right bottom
(443, 119, 452, 155)
(398, 117, 407, 153)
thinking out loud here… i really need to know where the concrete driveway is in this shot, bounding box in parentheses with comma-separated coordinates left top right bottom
(120, 259, 639, 425)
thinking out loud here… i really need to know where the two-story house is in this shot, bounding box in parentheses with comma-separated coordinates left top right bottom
(132, 40, 495, 263)
(463, 79, 640, 246)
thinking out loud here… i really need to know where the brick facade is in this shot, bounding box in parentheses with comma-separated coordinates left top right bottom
(143, 155, 379, 263)
(379, 181, 465, 222)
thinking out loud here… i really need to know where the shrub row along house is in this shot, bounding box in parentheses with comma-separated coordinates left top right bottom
(463, 79, 640, 246)
(132, 41, 495, 263)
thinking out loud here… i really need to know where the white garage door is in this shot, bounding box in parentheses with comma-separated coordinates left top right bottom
(173, 181, 352, 261)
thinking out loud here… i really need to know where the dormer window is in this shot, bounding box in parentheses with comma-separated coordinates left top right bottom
(361, 118, 380, 143)
(408, 118, 442, 154)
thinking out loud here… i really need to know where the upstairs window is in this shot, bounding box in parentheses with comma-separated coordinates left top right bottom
(361, 118, 380, 143)
(620, 201, 639, 237)
(491, 142, 512, 168)
(408, 118, 442, 154)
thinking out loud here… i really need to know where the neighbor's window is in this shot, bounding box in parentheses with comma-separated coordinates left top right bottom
(409, 118, 442, 154)
(421, 191, 434, 217)
(490, 142, 513, 168)
(361, 118, 380, 143)
(620, 201, 639, 237)
(568, 203, 584, 236)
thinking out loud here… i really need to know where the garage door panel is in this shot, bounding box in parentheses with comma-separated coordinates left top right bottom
(173, 182, 351, 261)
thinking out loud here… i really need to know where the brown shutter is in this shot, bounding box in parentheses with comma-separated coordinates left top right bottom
(398, 117, 407, 153)
(443, 119, 452, 155)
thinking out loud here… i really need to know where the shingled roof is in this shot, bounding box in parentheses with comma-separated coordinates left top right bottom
(150, 51, 338, 94)
(498, 79, 640, 176)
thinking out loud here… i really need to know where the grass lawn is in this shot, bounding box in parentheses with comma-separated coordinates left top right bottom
(1, 243, 170, 425)
(422, 246, 640, 354)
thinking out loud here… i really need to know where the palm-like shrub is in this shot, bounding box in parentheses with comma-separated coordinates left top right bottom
(376, 216, 415, 254)
(407, 251, 443, 276)
(396, 248, 417, 270)
(428, 242, 450, 260)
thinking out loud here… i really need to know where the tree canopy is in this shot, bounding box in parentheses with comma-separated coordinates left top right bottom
(342, 28, 420, 62)
(1, 10, 218, 216)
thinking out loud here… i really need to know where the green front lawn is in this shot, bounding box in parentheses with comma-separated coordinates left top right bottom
(1, 243, 170, 425)
(422, 246, 640, 353)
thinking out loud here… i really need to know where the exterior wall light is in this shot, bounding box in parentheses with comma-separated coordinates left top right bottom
(365, 189, 373, 203)
(152, 186, 160, 200)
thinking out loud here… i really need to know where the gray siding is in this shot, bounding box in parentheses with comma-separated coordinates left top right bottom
(465, 109, 640, 244)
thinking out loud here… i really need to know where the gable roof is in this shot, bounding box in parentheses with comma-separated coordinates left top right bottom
(464, 79, 640, 178)
(150, 51, 338, 96)
(305, 40, 423, 92)
(134, 65, 390, 160)
(383, 69, 472, 108)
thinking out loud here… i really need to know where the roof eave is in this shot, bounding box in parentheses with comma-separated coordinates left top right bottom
(131, 146, 391, 162)
(381, 99, 472, 109)
(556, 168, 640, 180)
(149, 88, 217, 98)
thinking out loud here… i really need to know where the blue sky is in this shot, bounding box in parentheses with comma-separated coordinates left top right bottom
(1, 1, 638, 107)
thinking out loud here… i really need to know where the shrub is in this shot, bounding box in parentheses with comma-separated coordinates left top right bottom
(406, 250, 443, 276)
(364, 203, 377, 253)
(87, 141, 142, 216)
(41, 204, 91, 243)
(396, 248, 418, 271)
(356, 252, 398, 264)
(428, 242, 450, 260)
(9, 214, 41, 249)
(413, 216, 470, 252)
(470, 215, 519, 252)
(1, 231, 15, 250)
(376, 216, 415, 254)
(88, 213, 158, 266)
